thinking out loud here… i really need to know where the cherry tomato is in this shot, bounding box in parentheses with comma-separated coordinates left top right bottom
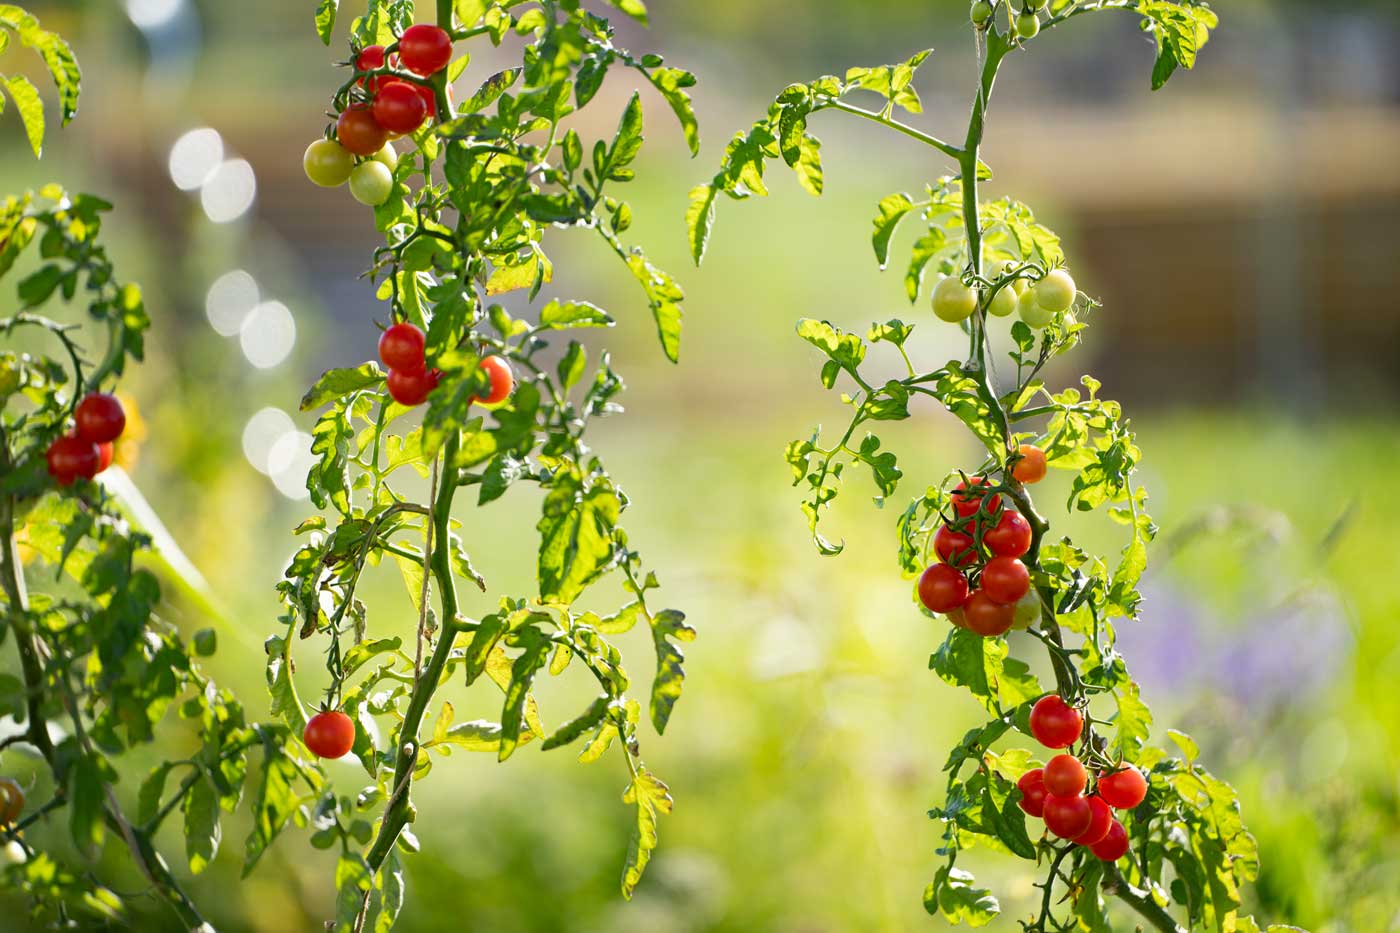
(46, 435, 100, 485)
(918, 563, 970, 614)
(372, 142, 398, 170)
(1098, 766, 1148, 810)
(1016, 768, 1047, 818)
(1044, 754, 1088, 797)
(1017, 288, 1054, 328)
(945, 606, 969, 629)
(983, 509, 1031, 558)
(933, 524, 977, 569)
(932, 275, 977, 323)
(1016, 11, 1041, 38)
(970, 0, 993, 26)
(96, 442, 114, 473)
(372, 80, 428, 135)
(74, 393, 125, 443)
(1090, 818, 1130, 861)
(399, 24, 453, 76)
(951, 476, 1000, 518)
(0, 778, 23, 824)
(304, 138, 355, 187)
(1010, 588, 1040, 630)
(478, 355, 514, 405)
(963, 590, 1014, 637)
(981, 555, 1030, 604)
(336, 104, 389, 157)
(1029, 694, 1082, 749)
(387, 367, 442, 407)
(1073, 796, 1113, 846)
(1042, 793, 1091, 839)
(1012, 443, 1047, 484)
(1033, 269, 1076, 313)
(987, 285, 1018, 317)
(355, 45, 394, 93)
(303, 710, 355, 760)
(349, 161, 394, 207)
(378, 322, 425, 373)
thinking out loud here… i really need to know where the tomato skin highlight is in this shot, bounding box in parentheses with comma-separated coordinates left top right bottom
(372, 81, 428, 135)
(303, 710, 356, 759)
(981, 555, 1030, 604)
(951, 476, 999, 518)
(378, 322, 426, 373)
(1090, 818, 1130, 861)
(934, 524, 978, 569)
(386, 367, 441, 407)
(1098, 766, 1149, 810)
(1043, 793, 1092, 839)
(304, 138, 355, 187)
(1029, 694, 1083, 749)
(918, 563, 970, 614)
(1073, 796, 1113, 846)
(1012, 443, 1048, 484)
(478, 355, 514, 405)
(1016, 768, 1047, 817)
(963, 590, 1015, 637)
(984, 509, 1031, 557)
(47, 435, 101, 485)
(399, 24, 453, 76)
(1044, 754, 1088, 797)
(336, 104, 389, 156)
(75, 393, 126, 443)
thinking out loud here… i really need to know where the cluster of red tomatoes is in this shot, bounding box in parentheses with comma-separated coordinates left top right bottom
(377, 322, 514, 409)
(1016, 695, 1148, 862)
(915, 445, 1048, 636)
(44, 392, 126, 486)
(302, 24, 455, 205)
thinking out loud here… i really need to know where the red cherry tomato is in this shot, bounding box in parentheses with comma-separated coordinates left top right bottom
(74, 393, 126, 443)
(980, 555, 1030, 604)
(303, 710, 355, 759)
(0, 778, 23, 824)
(478, 355, 514, 405)
(933, 524, 977, 569)
(983, 509, 1031, 557)
(355, 45, 395, 93)
(918, 563, 970, 614)
(1013, 443, 1048, 484)
(96, 442, 114, 473)
(1098, 766, 1148, 810)
(1044, 754, 1088, 797)
(1073, 796, 1113, 846)
(336, 104, 389, 157)
(963, 590, 1014, 637)
(1042, 793, 1092, 839)
(951, 475, 1000, 518)
(1016, 768, 1047, 818)
(386, 367, 441, 406)
(46, 435, 100, 485)
(1090, 818, 1130, 861)
(378, 322, 426, 373)
(398, 24, 452, 76)
(372, 81, 428, 135)
(1029, 695, 1083, 749)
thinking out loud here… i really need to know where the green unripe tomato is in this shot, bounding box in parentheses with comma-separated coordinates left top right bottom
(1033, 268, 1076, 312)
(349, 161, 394, 206)
(1018, 288, 1054, 328)
(303, 138, 354, 187)
(1011, 588, 1041, 630)
(1017, 12, 1041, 38)
(987, 285, 1018, 318)
(932, 275, 978, 323)
(971, 1, 993, 26)
(372, 142, 398, 170)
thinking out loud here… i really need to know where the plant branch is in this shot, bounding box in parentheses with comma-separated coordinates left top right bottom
(824, 99, 963, 160)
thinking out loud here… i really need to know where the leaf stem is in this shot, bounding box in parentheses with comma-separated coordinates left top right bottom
(824, 99, 963, 160)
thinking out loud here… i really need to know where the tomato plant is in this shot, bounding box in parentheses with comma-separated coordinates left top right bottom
(283, 0, 703, 927)
(690, 1, 1295, 930)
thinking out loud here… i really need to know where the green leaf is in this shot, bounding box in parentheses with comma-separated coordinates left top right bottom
(542, 695, 612, 751)
(315, 0, 339, 44)
(624, 250, 684, 362)
(243, 731, 312, 876)
(1114, 678, 1153, 758)
(621, 767, 672, 899)
(872, 193, 916, 268)
(648, 608, 694, 734)
(644, 66, 699, 156)
(539, 299, 614, 329)
(4, 74, 44, 156)
(498, 632, 550, 761)
(20, 25, 80, 125)
(924, 865, 999, 925)
(68, 754, 108, 855)
(333, 853, 373, 933)
(301, 363, 384, 410)
(183, 773, 221, 874)
(605, 0, 648, 25)
(795, 318, 865, 374)
(308, 401, 354, 517)
(685, 184, 717, 266)
(537, 468, 621, 604)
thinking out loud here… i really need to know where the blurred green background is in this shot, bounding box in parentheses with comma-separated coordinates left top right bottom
(3, 0, 1399, 930)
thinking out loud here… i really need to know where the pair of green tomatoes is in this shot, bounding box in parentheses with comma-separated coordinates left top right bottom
(302, 137, 397, 206)
(971, 1, 1044, 39)
(931, 265, 1077, 329)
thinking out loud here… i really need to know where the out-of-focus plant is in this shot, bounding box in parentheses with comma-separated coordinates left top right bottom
(282, 0, 699, 927)
(693, 2, 1303, 930)
(1, 6, 301, 929)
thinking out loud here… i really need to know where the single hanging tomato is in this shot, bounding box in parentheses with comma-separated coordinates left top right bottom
(378, 322, 425, 373)
(387, 367, 442, 407)
(1044, 754, 1088, 796)
(1042, 793, 1092, 839)
(349, 162, 394, 206)
(336, 104, 388, 156)
(399, 24, 452, 76)
(1029, 694, 1082, 749)
(983, 509, 1031, 557)
(1012, 443, 1047, 484)
(918, 563, 970, 614)
(372, 81, 428, 135)
(75, 393, 126, 443)
(981, 555, 1030, 604)
(1016, 768, 1047, 817)
(1073, 796, 1113, 846)
(46, 435, 100, 485)
(355, 45, 394, 93)
(933, 524, 977, 569)
(951, 476, 1000, 518)
(303, 710, 355, 759)
(304, 138, 355, 187)
(1098, 766, 1148, 810)
(1090, 818, 1130, 861)
(963, 590, 1014, 637)
(477, 355, 514, 405)
(0, 778, 22, 824)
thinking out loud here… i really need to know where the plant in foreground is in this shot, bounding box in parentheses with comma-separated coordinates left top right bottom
(281, 0, 701, 927)
(691, 1, 1300, 929)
